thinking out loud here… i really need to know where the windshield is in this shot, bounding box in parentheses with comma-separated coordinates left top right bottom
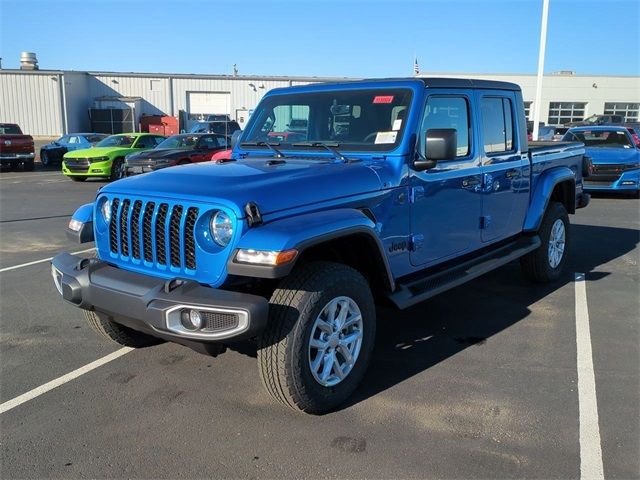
(241, 88, 413, 152)
(563, 130, 632, 148)
(156, 135, 199, 149)
(96, 135, 136, 147)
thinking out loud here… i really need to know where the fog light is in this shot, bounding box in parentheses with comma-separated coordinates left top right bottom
(51, 265, 63, 295)
(180, 309, 203, 330)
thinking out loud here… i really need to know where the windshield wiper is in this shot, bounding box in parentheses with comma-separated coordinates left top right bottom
(240, 141, 285, 158)
(292, 141, 347, 162)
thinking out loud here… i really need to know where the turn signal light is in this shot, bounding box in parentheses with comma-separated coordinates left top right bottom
(235, 249, 298, 266)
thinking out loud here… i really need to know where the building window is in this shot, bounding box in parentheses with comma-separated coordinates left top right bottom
(548, 102, 587, 126)
(524, 102, 532, 120)
(604, 102, 639, 122)
(150, 80, 161, 92)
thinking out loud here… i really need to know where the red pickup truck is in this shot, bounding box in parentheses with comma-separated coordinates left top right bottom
(0, 123, 35, 171)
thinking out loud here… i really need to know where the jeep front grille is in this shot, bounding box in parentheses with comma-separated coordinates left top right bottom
(109, 197, 199, 270)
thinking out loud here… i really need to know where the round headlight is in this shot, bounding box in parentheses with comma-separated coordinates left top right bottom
(210, 210, 233, 246)
(101, 199, 111, 223)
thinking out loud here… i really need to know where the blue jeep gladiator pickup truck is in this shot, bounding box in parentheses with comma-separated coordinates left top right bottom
(52, 78, 590, 413)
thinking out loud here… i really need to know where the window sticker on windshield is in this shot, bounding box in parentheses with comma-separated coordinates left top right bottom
(375, 131, 398, 144)
(392, 119, 402, 131)
(373, 95, 394, 104)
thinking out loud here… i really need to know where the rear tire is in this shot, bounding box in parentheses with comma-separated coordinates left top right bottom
(520, 201, 570, 283)
(70, 176, 86, 182)
(84, 310, 162, 348)
(257, 262, 376, 414)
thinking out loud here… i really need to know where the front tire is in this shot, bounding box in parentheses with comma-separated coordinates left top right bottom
(520, 201, 570, 283)
(257, 262, 376, 414)
(109, 158, 125, 181)
(41, 150, 50, 166)
(84, 310, 162, 348)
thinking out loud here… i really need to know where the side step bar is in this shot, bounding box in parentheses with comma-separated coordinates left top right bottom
(389, 236, 541, 309)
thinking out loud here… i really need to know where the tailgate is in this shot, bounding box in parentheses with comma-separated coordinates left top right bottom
(0, 135, 34, 154)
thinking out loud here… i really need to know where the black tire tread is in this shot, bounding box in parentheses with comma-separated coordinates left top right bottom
(520, 201, 569, 283)
(257, 262, 374, 413)
(84, 310, 160, 348)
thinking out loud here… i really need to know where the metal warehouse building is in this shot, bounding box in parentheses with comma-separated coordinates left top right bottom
(0, 68, 638, 137)
(0, 69, 343, 136)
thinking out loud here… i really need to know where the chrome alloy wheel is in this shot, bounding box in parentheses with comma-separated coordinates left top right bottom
(308, 296, 363, 387)
(548, 218, 566, 268)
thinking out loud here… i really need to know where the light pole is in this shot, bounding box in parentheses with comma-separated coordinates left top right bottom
(532, 0, 550, 141)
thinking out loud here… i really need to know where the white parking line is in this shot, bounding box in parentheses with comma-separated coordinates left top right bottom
(0, 173, 61, 181)
(0, 247, 95, 273)
(575, 272, 604, 480)
(0, 348, 133, 415)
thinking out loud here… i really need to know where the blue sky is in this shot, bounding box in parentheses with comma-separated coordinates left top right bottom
(1, 0, 638, 77)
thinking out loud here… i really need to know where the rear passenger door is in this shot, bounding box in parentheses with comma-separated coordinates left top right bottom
(478, 92, 530, 243)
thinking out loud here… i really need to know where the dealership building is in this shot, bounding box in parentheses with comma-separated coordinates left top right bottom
(1, 63, 638, 137)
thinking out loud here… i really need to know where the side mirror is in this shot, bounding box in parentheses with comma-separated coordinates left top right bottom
(230, 130, 242, 149)
(414, 128, 457, 171)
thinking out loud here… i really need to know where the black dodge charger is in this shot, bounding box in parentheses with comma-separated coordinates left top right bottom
(124, 133, 230, 176)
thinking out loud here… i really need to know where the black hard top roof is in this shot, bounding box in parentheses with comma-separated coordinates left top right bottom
(316, 77, 521, 91)
(417, 77, 521, 91)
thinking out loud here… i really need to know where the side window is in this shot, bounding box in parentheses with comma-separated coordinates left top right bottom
(136, 136, 155, 148)
(420, 96, 470, 158)
(198, 136, 218, 149)
(481, 97, 514, 154)
(153, 136, 165, 146)
(68, 136, 80, 144)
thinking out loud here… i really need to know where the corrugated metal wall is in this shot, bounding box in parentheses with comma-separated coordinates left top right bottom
(171, 78, 293, 118)
(89, 75, 170, 115)
(0, 72, 63, 136)
(63, 71, 91, 132)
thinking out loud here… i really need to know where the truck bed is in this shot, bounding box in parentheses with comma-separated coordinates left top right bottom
(528, 140, 584, 157)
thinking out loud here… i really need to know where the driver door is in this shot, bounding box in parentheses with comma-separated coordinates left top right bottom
(410, 90, 483, 267)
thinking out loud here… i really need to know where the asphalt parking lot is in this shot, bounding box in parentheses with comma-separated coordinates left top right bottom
(0, 167, 638, 479)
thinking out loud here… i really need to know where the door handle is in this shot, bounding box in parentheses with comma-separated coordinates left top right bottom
(505, 169, 519, 179)
(462, 177, 480, 187)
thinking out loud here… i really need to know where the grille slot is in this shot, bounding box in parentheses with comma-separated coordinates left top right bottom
(142, 202, 155, 262)
(119, 199, 131, 256)
(109, 199, 120, 253)
(169, 205, 184, 268)
(201, 311, 240, 332)
(156, 203, 169, 265)
(107, 198, 200, 271)
(184, 207, 199, 269)
(130, 200, 143, 259)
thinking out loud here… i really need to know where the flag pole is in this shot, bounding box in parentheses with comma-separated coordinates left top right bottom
(532, 0, 550, 141)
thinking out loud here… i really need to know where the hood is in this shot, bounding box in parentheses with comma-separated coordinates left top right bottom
(126, 148, 189, 162)
(585, 146, 640, 165)
(102, 156, 382, 217)
(65, 146, 133, 158)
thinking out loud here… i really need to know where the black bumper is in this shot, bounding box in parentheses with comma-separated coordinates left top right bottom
(51, 253, 269, 345)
